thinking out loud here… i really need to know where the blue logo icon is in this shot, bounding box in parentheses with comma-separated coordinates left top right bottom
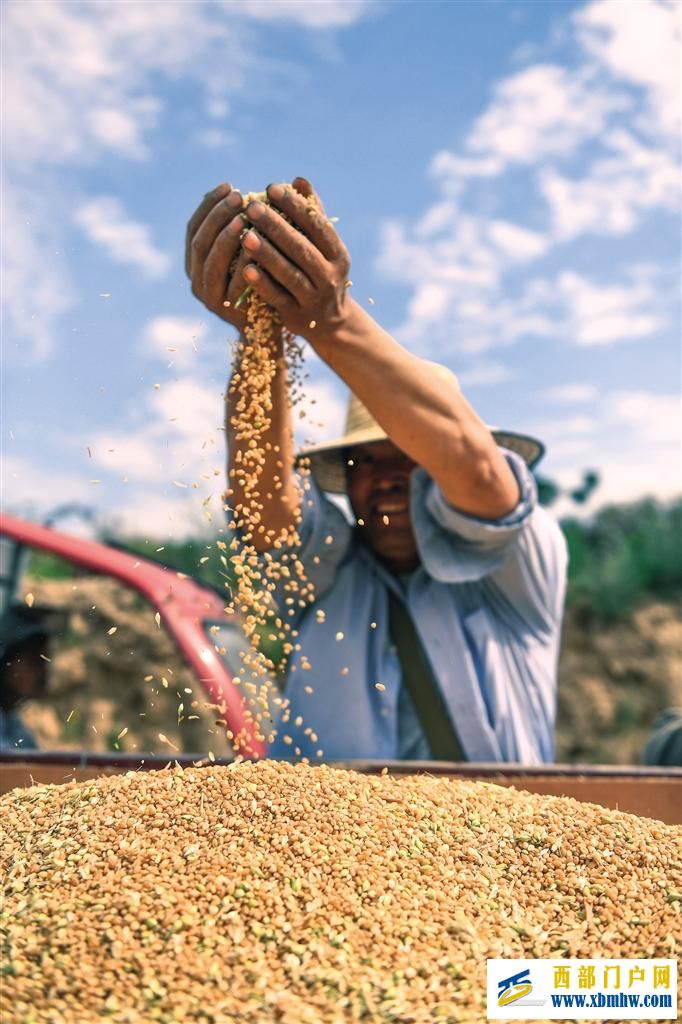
(498, 968, 534, 1007)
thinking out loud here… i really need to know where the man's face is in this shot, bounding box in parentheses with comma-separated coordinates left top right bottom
(345, 441, 420, 573)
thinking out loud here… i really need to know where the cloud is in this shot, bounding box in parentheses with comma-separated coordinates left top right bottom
(73, 197, 171, 278)
(487, 220, 549, 262)
(432, 63, 624, 194)
(1, 186, 76, 362)
(91, 379, 226, 483)
(236, 0, 371, 29)
(2, 453, 94, 517)
(458, 361, 518, 389)
(469, 64, 621, 165)
(541, 129, 679, 241)
(88, 102, 158, 159)
(293, 377, 347, 450)
(2, 450, 219, 539)
(541, 414, 597, 439)
(556, 270, 664, 346)
(142, 316, 211, 369)
(2, 0, 372, 360)
(541, 384, 598, 404)
(547, 385, 681, 516)
(574, 0, 680, 139)
(58, 370, 347, 535)
(376, 2, 680, 361)
(605, 390, 681, 446)
(194, 128, 237, 150)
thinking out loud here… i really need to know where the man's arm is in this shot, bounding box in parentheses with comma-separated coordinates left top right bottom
(185, 184, 300, 550)
(240, 180, 519, 520)
(224, 334, 300, 550)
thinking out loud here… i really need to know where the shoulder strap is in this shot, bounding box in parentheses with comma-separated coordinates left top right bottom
(387, 588, 465, 762)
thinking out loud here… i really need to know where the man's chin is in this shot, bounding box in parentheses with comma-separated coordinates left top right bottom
(363, 529, 418, 569)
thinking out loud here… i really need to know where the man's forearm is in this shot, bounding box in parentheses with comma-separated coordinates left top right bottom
(309, 300, 520, 519)
(226, 331, 300, 550)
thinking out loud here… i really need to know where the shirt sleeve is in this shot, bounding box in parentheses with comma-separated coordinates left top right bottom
(411, 450, 568, 637)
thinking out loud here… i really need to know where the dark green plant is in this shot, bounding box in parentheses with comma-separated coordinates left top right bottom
(563, 499, 682, 621)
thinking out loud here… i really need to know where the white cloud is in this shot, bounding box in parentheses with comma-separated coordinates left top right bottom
(429, 152, 503, 189)
(605, 390, 681, 446)
(88, 103, 157, 159)
(195, 128, 237, 149)
(542, 384, 598, 404)
(415, 200, 459, 238)
(409, 0, 680, 270)
(2, 450, 219, 539)
(536, 385, 681, 515)
(470, 64, 620, 164)
(88, 378, 226, 486)
(487, 220, 549, 262)
(2, 452, 94, 516)
(235, 0, 371, 29)
(293, 378, 347, 449)
(548, 385, 679, 516)
(557, 271, 664, 346)
(541, 414, 597, 438)
(541, 129, 679, 241)
(73, 197, 171, 278)
(1, 186, 76, 362)
(433, 64, 624, 194)
(458, 361, 518, 389)
(142, 316, 210, 369)
(112, 492, 219, 539)
(574, 0, 680, 139)
(406, 283, 455, 325)
(2, 0, 370, 361)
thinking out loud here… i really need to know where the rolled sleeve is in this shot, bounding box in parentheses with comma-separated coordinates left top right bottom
(411, 450, 537, 584)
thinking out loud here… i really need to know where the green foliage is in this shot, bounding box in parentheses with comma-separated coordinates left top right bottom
(536, 469, 600, 509)
(562, 499, 682, 621)
(26, 551, 76, 580)
(103, 537, 236, 599)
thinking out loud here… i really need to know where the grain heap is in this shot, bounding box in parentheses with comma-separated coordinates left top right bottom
(222, 190, 319, 756)
(2, 761, 680, 1024)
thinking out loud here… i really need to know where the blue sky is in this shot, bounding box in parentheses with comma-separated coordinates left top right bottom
(3, 0, 680, 538)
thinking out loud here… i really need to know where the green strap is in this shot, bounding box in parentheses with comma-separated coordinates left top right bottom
(387, 589, 466, 762)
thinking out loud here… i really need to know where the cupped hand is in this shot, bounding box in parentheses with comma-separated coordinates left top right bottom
(185, 183, 255, 330)
(240, 178, 352, 346)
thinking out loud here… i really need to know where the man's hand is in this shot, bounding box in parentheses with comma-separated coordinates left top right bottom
(185, 182, 256, 330)
(240, 178, 351, 346)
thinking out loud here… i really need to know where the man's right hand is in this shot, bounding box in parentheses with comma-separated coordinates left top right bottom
(185, 183, 253, 330)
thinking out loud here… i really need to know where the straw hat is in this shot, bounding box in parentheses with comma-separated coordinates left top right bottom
(297, 363, 544, 494)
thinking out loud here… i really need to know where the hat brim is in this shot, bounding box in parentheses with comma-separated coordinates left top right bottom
(297, 427, 545, 494)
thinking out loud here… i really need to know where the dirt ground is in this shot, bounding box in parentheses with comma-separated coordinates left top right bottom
(14, 575, 682, 766)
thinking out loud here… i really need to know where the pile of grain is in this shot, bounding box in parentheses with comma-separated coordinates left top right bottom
(2, 761, 679, 1023)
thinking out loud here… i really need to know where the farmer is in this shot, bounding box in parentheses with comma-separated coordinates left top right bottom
(186, 179, 568, 763)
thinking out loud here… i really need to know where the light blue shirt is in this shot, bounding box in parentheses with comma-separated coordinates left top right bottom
(0, 707, 37, 750)
(265, 450, 568, 763)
